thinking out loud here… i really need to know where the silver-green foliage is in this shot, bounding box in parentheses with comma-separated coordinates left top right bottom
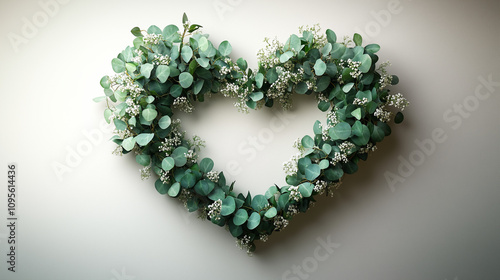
(96, 13, 408, 253)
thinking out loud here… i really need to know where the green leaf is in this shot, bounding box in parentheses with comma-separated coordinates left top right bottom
(200, 158, 214, 173)
(155, 179, 168, 195)
(221, 196, 236, 216)
(100, 76, 111, 89)
(171, 146, 188, 167)
(208, 187, 225, 201)
(319, 159, 330, 169)
(170, 84, 182, 97)
(125, 63, 136, 73)
(266, 68, 278, 84)
(93, 96, 106, 103)
(104, 109, 113, 124)
(277, 193, 290, 211)
(301, 135, 314, 149)
(295, 82, 309, 94)
(156, 65, 170, 83)
(365, 44, 380, 54)
(265, 186, 279, 199)
(343, 82, 354, 93)
(182, 12, 188, 24)
(371, 124, 385, 142)
(318, 100, 330, 112)
(251, 195, 269, 212)
(161, 157, 175, 171)
(135, 133, 154, 146)
(329, 122, 352, 140)
(131, 27, 142, 37)
(351, 124, 370, 146)
(353, 33, 362, 46)
(237, 58, 248, 71)
(314, 59, 327, 76)
(181, 46, 193, 63)
(322, 43, 332, 56)
(198, 36, 209, 52)
(194, 179, 215, 196)
(298, 182, 314, 197)
(158, 115, 171, 129)
(313, 120, 322, 135)
(193, 80, 204, 95)
(121, 137, 136, 151)
(167, 182, 181, 197)
(395, 112, 404, 124)
(326, 29, 337, 44)
(358, 54, 372, 73)
(322, 143, 332, 155)
(233, 209, 249, 226)
(114, 90, 127, 102)
(142, 108, 158, 122)
(180, 173, 196, 189)
(351, 108, 362, 120)
(218, 41, 232, 56)
(316, 76, 331, 92)
(324, 165, 344, 181)
(111, 58, 126, 73)
(264, 207, 277, 218)
(255, 73, 264, 88)
(331, 43, 346, 59)
(247, 212, 261, 230)
(305, 164, 321, 181)
(136, 154, 151, 166)
(280, 51, 294, 63)
(286, 34, 301, 52)
(113, 118, 127, 130)
(179, 72, 193, 88)
(249, 91, 264, 102)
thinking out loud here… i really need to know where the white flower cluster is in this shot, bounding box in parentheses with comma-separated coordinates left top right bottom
(159, 119, 183, 155)
(143, 33, 163, 45)
(386, 93, 409, 111)
(273, 215, 289, 231)
(125, 98, 140, 117)
(140, 166, 151, 180)
(359, 143, 378, 154)
(159, 170, 170, 184)
(177, 189, 193, 209)
(286, 204, 299, 217)
(112, 145, 123, 156)
(173, 97, 194, 113)
(330, 141, 355, 166)
(110, 73, 144, 98)
(320, 108, 340, 141)
(206, 170, 219, 183)
(283, 153, 301, 176)
(374, 105, 392, 122)
(131, 49, 144, 64)
(353, 97, 369, 106)
(235, 235, 253, 255)
(339, 141, 356, 154)
(207, 199, 222, 221)
(184, 149, 197, 164)
(377, 61, 393, 89)
(314, 180, 328, 195)
(259, 234, 269, 243)
(153, 54, 171, 66)
(289, 186, 302, 202)
(341, 59, 362, 79)
(267, 67, 303, 109)
(298, 24, 327, 49)
(257, 37, 282, 69)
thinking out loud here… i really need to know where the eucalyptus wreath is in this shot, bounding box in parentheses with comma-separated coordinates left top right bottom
(95, 13, 408, 253)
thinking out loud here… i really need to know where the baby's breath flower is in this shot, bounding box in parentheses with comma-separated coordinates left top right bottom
(208, 199, 222, 221)
(143, 33, 163, 45)
(374, 106, 392, 122)
(140, 166, 151, 180)
(206, 171, 219, 183)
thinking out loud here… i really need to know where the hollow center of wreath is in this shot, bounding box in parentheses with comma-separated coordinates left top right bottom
(175, 93, 326, 194)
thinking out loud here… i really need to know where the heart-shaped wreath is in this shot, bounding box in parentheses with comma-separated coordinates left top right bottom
(95, 14, 408, 253)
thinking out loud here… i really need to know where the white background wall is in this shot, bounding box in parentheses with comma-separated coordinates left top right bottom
(1, 0, 499, 279)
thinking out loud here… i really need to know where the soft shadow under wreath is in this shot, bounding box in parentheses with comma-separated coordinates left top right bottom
(95, 13, 409, 253)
